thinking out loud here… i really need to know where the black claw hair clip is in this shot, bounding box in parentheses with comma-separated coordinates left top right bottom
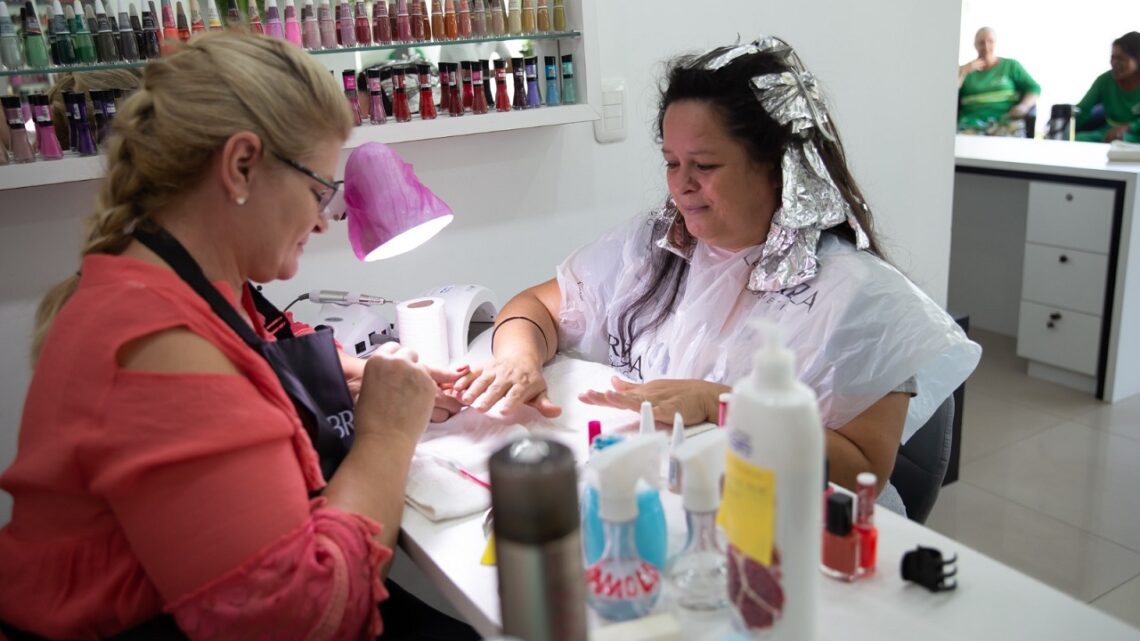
(900, 545, 958, 592)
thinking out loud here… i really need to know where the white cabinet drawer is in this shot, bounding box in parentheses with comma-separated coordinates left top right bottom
(1027, 181, 1114, 253)
(1021, 243, 1108, 315)
(1017, 301, 1100, 376)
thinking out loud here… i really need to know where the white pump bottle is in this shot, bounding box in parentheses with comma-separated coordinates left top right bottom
(722, 320, 824, 639)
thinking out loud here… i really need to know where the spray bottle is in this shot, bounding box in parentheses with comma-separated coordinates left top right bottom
(722, 320, 824, 639)
(665, 429, 728, 611)
(584, 433, 666, 621)
(581, 402, 667, 571)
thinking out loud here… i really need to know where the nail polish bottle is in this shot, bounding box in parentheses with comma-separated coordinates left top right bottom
(159, 0, 177, 40)
(283, 0, 302, 45)
(370, 0, 390, 44)
(317, 0, 336, 47)
(366, 68, 387, 123)
(62, 92, 79, 152)
(493, 59, 510, 112)
(336, 0, 355, 46)
(409, 0, 422, 41)
(2, 96, 34, 163)
(457, 0, 470, 37)
(112, 0, 140, 61)
(506, 0, 519, 34)
(379, 66, 393, 114)
(247, 0, 264, 33)
(821, 493, 858, 581)
(188, 0, 205, 34)
(301, 0, 320, 48)
(92, 0, 120, 60)
(265, 0, 284, 38)
(479, 59, 492, 106)
(395, 0, 409, 41)
(129, 3, 147, 59)
(50, 0, 78, 64)
(393, 86, 411, 122)
(0, 2, 25, 69)
(436, 62, 449, 112)
(417, 62, 436, 120)
(511, 56, 525, 110)
(489, 0, 502, 35)
(174, 0, 189, 41)
(70, 92, 98, 156)
(441, 0, 454, 39)
(141, 11, 160, 58)
(204, 0, 222, 30)
(420, 0, 430, 39)
(342, 69, 363, 126)
(524, 55, 540, 108)
(543, 55, 560, 107)
(447, 63, 461, 116)
(387, 0, 395, 39)
(22, 1, 51, 67)
(519, 0, 531, 32)
(351, 0, 369, 43)
(471, 62, 488, 114)
(470, 0, 483, 36)
(535, 0, 547, 31)
(854, 472, 878, 577)
(68, 5, 98, 64)
(225, 0, 241, 27)
(429, 0, 442, 40)
(551, 0, 562, 30)
(460, 60, 473, 112)
(31, 95, 64, 161)
(90, 90, 108, 143)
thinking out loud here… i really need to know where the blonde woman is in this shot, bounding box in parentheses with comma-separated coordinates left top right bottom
(0, 33, 475, 640)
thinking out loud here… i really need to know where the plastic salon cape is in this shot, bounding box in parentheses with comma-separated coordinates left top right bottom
(556, 214, 981, 444)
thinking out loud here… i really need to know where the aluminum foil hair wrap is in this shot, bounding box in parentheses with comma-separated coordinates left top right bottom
(655, 36, 870, 292)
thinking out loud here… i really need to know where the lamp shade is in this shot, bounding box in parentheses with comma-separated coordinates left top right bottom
(343, 142, 455, 261)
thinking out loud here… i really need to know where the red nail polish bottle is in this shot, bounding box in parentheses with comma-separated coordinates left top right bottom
(821, 493, 858, 581)
(854, 472, 878, 576)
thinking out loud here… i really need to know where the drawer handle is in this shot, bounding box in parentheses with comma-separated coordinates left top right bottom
(1059, 254, 1069, 263)
(1065, 193, 1074, 202)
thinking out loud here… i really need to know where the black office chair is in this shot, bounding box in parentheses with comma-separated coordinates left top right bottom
(889, 395, 955, 524)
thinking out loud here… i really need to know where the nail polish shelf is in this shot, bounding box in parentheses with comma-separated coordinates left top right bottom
(0, 103, 596, 191)
(0, 30, 582, 77)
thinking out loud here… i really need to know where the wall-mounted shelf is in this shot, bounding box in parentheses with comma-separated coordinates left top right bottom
(0, 30, 583, 78)
(0, 0, 600, 191)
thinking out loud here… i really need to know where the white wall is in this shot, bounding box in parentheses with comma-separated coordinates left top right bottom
(0, 0, 963, 523)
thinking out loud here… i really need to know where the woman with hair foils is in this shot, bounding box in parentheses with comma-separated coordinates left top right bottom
(0, 33, 476, 641)
(1076, 31, 1140, 143)
(453, 37, 980, 510)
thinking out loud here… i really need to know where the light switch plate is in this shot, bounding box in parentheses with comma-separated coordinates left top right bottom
(593, 79, 626, 143)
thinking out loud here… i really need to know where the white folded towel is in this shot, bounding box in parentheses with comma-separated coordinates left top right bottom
(1107, 140, 1140, 162)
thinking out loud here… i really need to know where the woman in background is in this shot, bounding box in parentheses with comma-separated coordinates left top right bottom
(957, 27, 1040, 136)
(1076, 31, 1140, 143)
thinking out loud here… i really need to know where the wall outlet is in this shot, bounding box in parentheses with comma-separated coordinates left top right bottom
(593, 79, 626, 143)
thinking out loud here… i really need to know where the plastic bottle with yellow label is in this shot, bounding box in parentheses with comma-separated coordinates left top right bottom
(721, 320, 824, 639)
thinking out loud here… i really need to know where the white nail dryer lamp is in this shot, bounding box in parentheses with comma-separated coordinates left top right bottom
(417, 284, 498, 365)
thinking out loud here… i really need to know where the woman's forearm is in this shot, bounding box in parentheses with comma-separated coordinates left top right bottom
(493, 288, 560, 364)
(323, 433, 417, 577)
(825, 428, 882, 493)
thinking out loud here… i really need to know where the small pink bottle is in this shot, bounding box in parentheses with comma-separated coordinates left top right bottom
(283, 0, 302, 45)
(31, 95, 63, 161)
(395, 0, 410, 41)
(371, 0, 391, 43)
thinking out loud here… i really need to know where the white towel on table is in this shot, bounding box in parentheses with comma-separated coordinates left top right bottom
(403, 356, 717, 521)
(1107, 141, 1140, 162)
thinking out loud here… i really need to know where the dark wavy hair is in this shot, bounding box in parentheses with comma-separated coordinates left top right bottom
(614, 42, 886, 354)
(1114, 31, 1140, 65)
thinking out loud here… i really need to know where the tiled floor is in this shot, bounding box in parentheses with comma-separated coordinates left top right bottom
(926, 328, 1140, 630)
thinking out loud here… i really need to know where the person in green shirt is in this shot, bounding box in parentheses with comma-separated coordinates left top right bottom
(1075, 31, 1140, 143)
(957, 27, 1040, 136)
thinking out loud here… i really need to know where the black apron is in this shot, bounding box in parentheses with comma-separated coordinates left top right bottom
(0, 227, 359, 641)
(133, 226, 356, 480)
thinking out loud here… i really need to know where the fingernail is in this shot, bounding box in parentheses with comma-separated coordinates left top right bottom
(456, 365, 470, 373)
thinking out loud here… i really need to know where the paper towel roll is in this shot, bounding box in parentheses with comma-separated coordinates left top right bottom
(397, 297, 450, 368)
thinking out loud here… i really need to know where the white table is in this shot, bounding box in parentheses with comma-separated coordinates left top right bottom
(399, 347, 1140, 640)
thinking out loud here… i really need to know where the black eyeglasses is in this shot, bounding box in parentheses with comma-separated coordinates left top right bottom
(274, 153, 343, 216)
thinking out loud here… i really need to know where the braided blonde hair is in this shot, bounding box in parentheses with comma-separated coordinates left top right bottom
(31, 32, 353, 362)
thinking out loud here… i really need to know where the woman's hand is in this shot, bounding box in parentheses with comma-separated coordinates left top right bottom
(353, 343, 439, 446)
(578, 376, 729, 427)
(1106, 124, 1131, 142)
(1007, 104, 1030, 118)
(451, 354, 562, 417)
